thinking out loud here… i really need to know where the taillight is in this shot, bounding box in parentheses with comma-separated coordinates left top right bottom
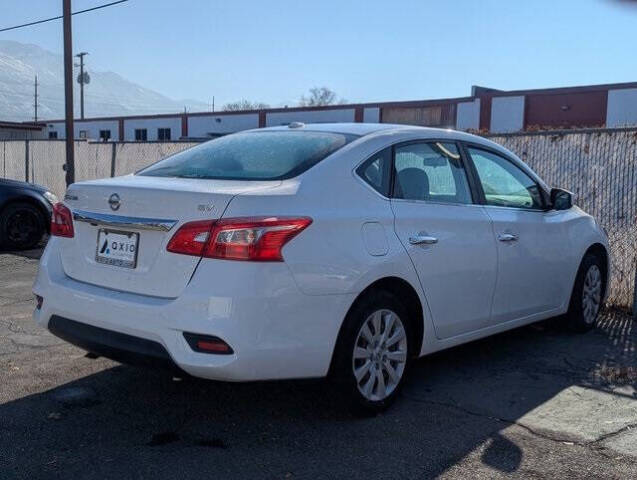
(166, 220, 215, 256)
(167, 216, 312, 262)
(51, 203, 74, 238)
(209, 216, 312, 261)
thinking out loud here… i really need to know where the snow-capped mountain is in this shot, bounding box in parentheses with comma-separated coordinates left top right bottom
(0, 40, 207, 122)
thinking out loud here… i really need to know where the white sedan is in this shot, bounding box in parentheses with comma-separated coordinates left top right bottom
(33, 123, 609, 412)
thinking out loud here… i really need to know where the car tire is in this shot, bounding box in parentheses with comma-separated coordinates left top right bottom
(0, 202, 46, 251)
(331, 290, 412, 414)
(564, 253, 606, 332)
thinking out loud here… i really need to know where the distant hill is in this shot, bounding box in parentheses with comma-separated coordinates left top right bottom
(0, 40, 207, 122)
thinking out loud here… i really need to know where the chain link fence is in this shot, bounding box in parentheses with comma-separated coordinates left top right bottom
(1, 131, 636, 311)
(1, 140, 199, 199)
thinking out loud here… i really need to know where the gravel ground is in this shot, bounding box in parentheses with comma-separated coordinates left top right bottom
(1, 248, 636, 479)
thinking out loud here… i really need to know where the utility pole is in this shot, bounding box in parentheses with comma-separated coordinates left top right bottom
(33, 75, 39, 122)
(75, 51, 88, 119)
(633, 267, 637, 322)
(63, 0, 75, 186)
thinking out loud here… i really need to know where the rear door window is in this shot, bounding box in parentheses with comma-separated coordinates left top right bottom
(393, 142, 472, 204)
(138, 131, 358, 180)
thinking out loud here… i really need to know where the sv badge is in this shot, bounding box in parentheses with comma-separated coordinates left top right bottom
(197, 204, 216, 214)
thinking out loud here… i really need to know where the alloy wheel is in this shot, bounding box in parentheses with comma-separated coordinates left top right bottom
(582, 264, 602, 324)
(352, 309, 408, 402)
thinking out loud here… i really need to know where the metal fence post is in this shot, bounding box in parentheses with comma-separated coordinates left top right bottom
(633, 259, 637, 321)
(110, 142, 116, 177)
(24, 140, 29, 182)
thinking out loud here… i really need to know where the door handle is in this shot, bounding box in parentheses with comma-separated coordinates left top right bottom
(409, 235, 438, 245)
(497, 233, 518, 242)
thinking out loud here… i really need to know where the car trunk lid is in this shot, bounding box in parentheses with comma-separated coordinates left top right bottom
(60, 175, 280, 298)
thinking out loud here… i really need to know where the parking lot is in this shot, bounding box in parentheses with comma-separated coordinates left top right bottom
(1, 248, 636, 479)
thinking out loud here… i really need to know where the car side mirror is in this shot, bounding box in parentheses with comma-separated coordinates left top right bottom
(550, 188, 573, 211)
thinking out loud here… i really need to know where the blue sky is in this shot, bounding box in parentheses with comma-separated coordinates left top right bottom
(2, 0, 637, 108)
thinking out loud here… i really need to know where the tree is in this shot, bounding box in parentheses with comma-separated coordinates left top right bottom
(222, 99, 270, 111)
(299, 87, 344, 106)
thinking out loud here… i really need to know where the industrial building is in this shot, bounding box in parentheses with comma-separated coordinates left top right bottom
(0, 121, 47, 140)
(35, 80, 637, 141)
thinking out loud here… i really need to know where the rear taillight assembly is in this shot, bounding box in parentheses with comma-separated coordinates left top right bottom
(166, 220, 214, 257)
(51, 203, 74, 238)
(210, 216, 312, 261)
(167, 216, 312, 261)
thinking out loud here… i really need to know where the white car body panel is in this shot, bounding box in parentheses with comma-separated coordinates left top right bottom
(484, 206, 573, 322)
(391, 200, 498, 339)
(34, 237, 356, 380)
(33, 123, 610, 380)
(61, 176, 281, 298)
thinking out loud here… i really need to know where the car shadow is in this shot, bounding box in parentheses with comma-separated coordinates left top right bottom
(1, 310, 635, 479)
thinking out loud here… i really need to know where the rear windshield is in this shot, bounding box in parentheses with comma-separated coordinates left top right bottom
(137, 130, 358, 180)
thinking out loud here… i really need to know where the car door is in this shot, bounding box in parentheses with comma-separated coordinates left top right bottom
(390, 140, 498, 339)
(464, 145, 570, 324)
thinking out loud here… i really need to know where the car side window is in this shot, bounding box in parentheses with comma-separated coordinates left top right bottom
(356, 147, 391, 196)
(393, 142, 472, 204)
(467, 147, 544, 210)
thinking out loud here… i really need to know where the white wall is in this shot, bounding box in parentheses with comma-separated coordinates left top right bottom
(75, 120, 120, 141)
(45, 120, 120, 140)
(188, 113, 259, 137)
(123, 117, 182, 141)
(606, 88, 637, 127)
(456, 99, 481, 131)
(47, 122, 65, 139)
(490, 96, 525, 133)
(265, 108, 355, 126)
(363, 107, 380, 123)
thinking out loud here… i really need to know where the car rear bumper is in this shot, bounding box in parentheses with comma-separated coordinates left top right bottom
(33, 239, 355, 381)
(48, 315, 183, 372)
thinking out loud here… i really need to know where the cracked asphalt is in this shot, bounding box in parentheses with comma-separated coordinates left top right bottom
(1, 248, 637, 479)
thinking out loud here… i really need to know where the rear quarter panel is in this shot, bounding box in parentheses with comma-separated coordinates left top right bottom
(221, 133, 436, 354)
(221, 133, 421, 295)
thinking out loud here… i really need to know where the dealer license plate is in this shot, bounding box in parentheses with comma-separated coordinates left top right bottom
(95, 229, 139, 269)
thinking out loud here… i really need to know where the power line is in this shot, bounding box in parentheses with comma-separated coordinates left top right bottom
(0, 0, 129, 33)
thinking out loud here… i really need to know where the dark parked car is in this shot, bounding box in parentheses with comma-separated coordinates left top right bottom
(0, 178, 56, 250)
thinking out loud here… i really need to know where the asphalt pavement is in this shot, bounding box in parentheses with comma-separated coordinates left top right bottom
(1, 248, 636, 479)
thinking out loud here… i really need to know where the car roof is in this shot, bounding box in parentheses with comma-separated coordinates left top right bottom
(254, 122, 492, 144)
(255, 123, 547, 189)
(254, 122, 507, 152)
(254, 122, 411, 136)
(248, 121, 532, 163)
